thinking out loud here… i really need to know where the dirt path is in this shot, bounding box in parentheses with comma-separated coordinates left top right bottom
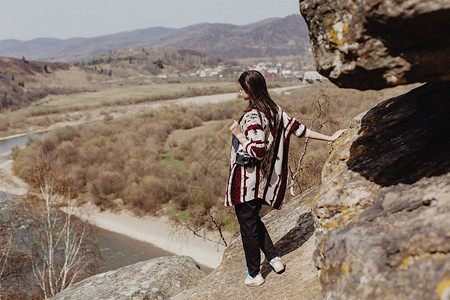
(0, 158, 28, 196)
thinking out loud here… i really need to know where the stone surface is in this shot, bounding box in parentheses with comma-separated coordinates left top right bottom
(173, 190, 320, 300)
(50, 256, 205, 300)
(300, 0, 450, 90)
(314, 82, 450, 299)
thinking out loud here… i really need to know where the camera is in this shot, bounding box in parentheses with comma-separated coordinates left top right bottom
(235, 150, 258, 167)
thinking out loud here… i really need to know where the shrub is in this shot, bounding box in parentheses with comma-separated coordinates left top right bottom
(180, 118, 193, 130)
(89, 170, 125, 202)
(56, 141, 78, 164)
(0, 116, 9, 131)
(12, 82, 392, 225)
(138, 175, 167, 212)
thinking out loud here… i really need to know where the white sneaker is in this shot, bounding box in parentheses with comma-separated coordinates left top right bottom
(245, 273, 265, 286)
(269, 256, 285, 273)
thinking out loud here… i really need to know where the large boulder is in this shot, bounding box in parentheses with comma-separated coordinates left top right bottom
(50, 256, 205, 300)
(313, 82, 450, 299)
(300, 0, 450, 90)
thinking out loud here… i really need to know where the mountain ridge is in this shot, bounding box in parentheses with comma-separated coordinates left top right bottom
(0, 14, 310, 62)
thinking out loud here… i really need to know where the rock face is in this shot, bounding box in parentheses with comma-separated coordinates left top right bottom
(300, 0, 450, 90)
(174, 190, 320, 300)
(50, 256, 205, 300)
(314, 82, 450, 299)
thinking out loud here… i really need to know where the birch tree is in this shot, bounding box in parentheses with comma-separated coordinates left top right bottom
(29, 149, 91, 298)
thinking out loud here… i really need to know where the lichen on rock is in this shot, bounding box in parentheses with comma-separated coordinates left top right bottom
(300, 0, 450, 89)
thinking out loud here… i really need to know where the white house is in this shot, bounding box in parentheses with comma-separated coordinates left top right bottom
(303, 71, 324, 84)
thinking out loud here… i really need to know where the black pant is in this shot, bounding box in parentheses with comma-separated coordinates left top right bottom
(235, 199, 278, 277)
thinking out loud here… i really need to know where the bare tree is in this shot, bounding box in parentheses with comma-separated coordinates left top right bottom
(29, 149, 91, 298)
(0, 204, 26, 300)
(0, 231, 13, 298)
(288, 84, 339, 197)
(170, 197, 238, 248)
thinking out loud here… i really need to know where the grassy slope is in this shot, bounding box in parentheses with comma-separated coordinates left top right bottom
(0, 56, 105, 110)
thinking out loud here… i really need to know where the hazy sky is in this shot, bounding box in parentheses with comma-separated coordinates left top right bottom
(0, 0, 301, 41)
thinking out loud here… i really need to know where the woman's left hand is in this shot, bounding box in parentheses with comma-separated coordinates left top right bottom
(230, 121, 243, 137)
(330, 129, 346, 141)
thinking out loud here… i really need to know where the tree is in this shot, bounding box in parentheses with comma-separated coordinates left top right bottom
(0, 228, 13, 297)
(154, 59, 164, 69)
(172, 205, 238, 248)
(28, 149, 93, 298)
(287, 84, 339, 196)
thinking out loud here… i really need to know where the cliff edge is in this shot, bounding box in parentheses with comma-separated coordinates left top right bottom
(314, 82, 450, 299)
(299, 0, 450, 297)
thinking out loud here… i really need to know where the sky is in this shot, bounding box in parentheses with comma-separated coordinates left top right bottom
(0, 0, 301, 41)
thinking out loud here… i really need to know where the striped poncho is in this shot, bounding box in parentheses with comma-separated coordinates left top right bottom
(225, 107, 310, 209)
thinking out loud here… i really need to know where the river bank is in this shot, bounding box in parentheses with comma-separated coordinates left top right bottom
(69, 202, 228, 269)
(0, 157, 227, 270)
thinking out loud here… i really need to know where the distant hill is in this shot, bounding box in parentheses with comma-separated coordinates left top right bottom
(153, 15, 310, 59)
(0, 27, 175, 63)
(0, 56, 105, 110)
(0, 15, 310, 62)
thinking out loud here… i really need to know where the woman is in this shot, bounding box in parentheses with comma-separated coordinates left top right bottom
(226, 70, 344, 286)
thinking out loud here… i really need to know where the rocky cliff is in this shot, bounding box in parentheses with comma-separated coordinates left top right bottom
(314, 82, 450, 299)
(300, 0, 450, 90)
(299, 0, 450, 299)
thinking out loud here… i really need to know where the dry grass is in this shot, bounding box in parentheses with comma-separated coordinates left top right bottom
(30, 80, 238, 111)
(0, 57, 106, 111)
(0, 78, 297, 137)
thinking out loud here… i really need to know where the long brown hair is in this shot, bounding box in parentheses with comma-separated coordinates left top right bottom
(238, 70, 279, 130)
